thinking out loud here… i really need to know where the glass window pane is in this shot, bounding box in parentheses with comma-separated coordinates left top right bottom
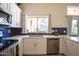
(25, 16, 49, 33)
(71, 20, 78, 35)
(37, 17, 48, 32)
(26, 17, 37, 33)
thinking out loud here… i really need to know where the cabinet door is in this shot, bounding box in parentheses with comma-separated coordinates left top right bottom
(16, 6, 21, 27)
(60, 38, 67, 55)
(23, 39, 36, 55)
(0, 3, 7, 11)
(66, 40, 76, 56)
(64, 39, 67, 55)
(65, 40, 79, 56)
(66, 40, 71, 56)
(59, 38, 66, 54)
(69, 41, 79, 56)
(10, 3, 21, 27)
(36, 39, 47, 54)
(74, 44, 79, 56)
(62, 39, 79, 56)
(0, 3, 10, 14)
(10, 4, 17, 27)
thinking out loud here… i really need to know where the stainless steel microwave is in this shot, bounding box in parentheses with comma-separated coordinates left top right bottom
(0, 10, 11, 26)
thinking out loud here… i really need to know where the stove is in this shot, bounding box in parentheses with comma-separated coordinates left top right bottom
(0, 39, 18, 51)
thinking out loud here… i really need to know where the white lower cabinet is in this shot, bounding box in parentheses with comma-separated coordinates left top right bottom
(72, 43, 79, 56)
(23, 38, 47, 55)
(66, 40, 71, 56)
(59, 37, 66, 55)
(60, 37, 79, 56)
(66, 39, 79, 56)
(59, 38, 67, 55)
(23, 39, 36, 55)
(36, 39, 47, 54)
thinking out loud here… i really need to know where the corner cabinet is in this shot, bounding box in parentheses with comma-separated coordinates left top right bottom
(60, 37, 79, 56)
(23, 38, 47, 55)
(66, 39, 79, 56)
(10, 3, 22, 27)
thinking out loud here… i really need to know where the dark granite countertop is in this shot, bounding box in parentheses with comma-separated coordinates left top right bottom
(21, 33, 52, 35)
(21, 33, 67, 35)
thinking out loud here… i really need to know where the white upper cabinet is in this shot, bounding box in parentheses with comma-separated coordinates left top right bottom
(67, 6, 79, 15)
(10, 3, 22, 27)
(10, 4, 17, 27)
(0, 3, 10, 14)
(16, 5, 21, 27)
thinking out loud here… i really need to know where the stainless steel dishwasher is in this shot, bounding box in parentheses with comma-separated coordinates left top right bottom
(47, 38, 59, 55)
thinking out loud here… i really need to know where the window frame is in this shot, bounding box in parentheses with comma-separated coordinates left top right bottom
(68, 16, 79, 36)
(25, 16, 49, 33)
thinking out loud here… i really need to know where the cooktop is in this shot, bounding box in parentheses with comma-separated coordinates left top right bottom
(0, 39, 18, 51)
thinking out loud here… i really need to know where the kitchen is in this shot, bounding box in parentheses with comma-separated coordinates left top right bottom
(0, 3, 79, 56)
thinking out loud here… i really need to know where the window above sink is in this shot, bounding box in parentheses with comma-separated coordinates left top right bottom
(24, 16, 49, 33)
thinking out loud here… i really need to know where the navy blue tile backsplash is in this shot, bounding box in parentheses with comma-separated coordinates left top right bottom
(0, 28, 10, 38)
(9, 27, 22, 36)
(52, 27, 67, 35)
(0, 27, 22, 38)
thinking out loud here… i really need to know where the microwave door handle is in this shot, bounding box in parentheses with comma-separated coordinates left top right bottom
(9, 15, 12, 24)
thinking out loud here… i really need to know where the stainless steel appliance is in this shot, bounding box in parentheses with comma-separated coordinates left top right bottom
(0, 10, 11, 26)
(47, 38, 59, 54)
